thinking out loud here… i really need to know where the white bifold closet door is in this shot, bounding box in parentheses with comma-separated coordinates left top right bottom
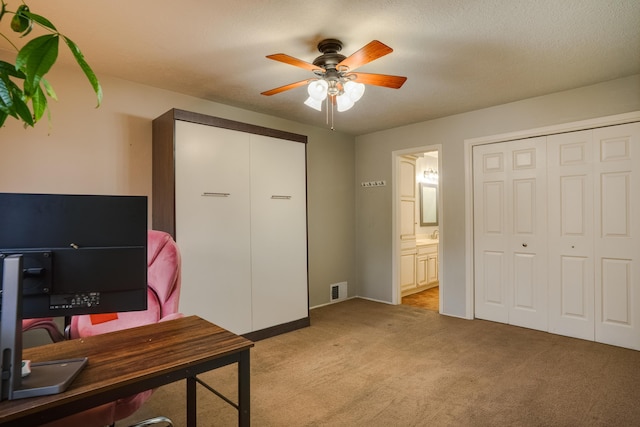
(547, 130, 595, 341)
(473, 137, 548, 332)
(474, 121, 640, 350)
(548, 122, 640, 349)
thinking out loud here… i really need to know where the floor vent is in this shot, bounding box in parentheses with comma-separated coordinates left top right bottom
(330, 282, 347, 302)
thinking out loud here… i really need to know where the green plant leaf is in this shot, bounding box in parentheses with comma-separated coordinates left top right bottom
(16, 34, 59, 96)
(11, 4, 32, 34)
(0, 76, 14, 108)
(0, 3, 101, 128)
(63, 36, 102, 107)
(31, 83, 47, 122)
(0, 60, 26, 78)
(41, 76, 57, 100)
(12, 94, 33, 126)
(21, 11, 57, 32)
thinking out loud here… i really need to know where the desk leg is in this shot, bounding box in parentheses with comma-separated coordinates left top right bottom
(238, 349, 250, 427)
(187, 376, 197, 427)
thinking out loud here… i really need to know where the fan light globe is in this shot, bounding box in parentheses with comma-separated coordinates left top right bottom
(304, 96, 323, 111)
(307, 80, 328, 101)
(344, 81, 365, 102)
(336, 94, 354, 112)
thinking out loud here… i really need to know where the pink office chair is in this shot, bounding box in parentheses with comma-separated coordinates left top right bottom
(22, 317, 65, 342)
(39, 230, 182, 427)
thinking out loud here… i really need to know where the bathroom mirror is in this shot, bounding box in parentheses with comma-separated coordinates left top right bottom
(420, 183, 438, 226)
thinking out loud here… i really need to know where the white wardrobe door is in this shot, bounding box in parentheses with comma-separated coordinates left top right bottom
(593, 122, 640, 350)
(175, 121, 253, 334)
(249, 135, 308, 331)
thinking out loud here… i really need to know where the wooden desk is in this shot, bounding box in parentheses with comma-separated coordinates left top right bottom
(0, 316, 254, 427)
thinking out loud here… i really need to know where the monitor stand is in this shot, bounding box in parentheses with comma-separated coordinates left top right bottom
(0, 254, 87, 400)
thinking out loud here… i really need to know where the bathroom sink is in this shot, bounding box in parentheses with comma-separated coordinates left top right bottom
(416, 238, 438, 246)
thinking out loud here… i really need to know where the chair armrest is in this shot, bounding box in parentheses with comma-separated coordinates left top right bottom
(22, 318, 65, 343)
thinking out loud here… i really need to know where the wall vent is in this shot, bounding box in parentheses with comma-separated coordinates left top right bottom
(330, 282, 347, 302)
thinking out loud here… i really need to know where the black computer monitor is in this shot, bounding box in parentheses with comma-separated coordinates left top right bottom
(0, 193, 148, 400)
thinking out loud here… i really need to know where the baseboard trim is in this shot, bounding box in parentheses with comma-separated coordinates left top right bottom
(310, 296, 357, 310)
(355, 296, 394, 305)
(242, 317, 310, 341)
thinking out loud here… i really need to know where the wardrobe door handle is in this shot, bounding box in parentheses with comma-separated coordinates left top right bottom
(202, 192, 230, 197)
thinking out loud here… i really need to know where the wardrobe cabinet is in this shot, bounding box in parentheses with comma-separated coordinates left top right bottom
(152, 109, 309, 340)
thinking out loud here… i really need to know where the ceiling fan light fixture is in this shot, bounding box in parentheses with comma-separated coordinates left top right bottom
(336, 94, 354, 112)
(304, 96, 323, 111)
(307, 79, 328, 101)
(344, 80, 365, 102)
(263, 39, 407, 129)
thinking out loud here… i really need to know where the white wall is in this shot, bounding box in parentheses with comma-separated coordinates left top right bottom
(355, 74, 640, 317)
(3, 57, 638, 318)
(0, 62, 356, 308)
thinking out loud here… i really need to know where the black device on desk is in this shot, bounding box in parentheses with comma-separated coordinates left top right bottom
(0, 193, 148, 400)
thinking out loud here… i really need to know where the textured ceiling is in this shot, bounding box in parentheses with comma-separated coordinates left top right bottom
(2, 0, 639, 135)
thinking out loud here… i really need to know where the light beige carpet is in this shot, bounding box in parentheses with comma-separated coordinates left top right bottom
(118, 298, 640, 426)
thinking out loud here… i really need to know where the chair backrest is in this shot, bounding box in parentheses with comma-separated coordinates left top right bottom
(69, 230, 182, 339)
(147, 229, 182, 317)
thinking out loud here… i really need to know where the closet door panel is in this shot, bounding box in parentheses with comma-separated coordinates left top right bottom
(507, 138, 547, 331)
(547, 131, 594, 340)
(474, 138, 547, 331)
(482, 251, 506, 306)
(593, 122, 640, 350)
(560, 256, 590, 320)
(175, 121, 253, 334)
(250, 135, 308, 331)
(474, 143, 509, 323)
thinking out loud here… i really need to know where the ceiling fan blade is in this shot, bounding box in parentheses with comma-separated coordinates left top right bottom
(348, 72, 407, 89)
(266, 53, 322, 72)
(337, 40, 393, 72)
(261, 79, 310, 96)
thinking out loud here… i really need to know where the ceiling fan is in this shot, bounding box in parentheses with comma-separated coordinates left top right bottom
(261, 39, 407, 117)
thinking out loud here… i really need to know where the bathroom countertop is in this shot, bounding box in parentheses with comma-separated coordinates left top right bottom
(416, 238, 439, 246)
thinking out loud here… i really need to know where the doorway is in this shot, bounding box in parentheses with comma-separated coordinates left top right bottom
(392, 145, 442, 312)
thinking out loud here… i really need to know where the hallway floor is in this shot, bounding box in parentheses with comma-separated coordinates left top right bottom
(401, 286, 439, 311)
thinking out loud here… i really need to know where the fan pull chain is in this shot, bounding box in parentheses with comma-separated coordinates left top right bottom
(325, 97, 329, 126)
(330, 97, 335, 131)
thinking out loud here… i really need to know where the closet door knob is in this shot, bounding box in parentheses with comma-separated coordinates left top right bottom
(522, 243, 528, 247)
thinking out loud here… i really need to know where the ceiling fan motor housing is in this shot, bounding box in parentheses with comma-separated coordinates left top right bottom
(313, 39, 347, 70)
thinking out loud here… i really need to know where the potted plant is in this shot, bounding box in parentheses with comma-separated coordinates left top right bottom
(0, 1, 101, 127)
